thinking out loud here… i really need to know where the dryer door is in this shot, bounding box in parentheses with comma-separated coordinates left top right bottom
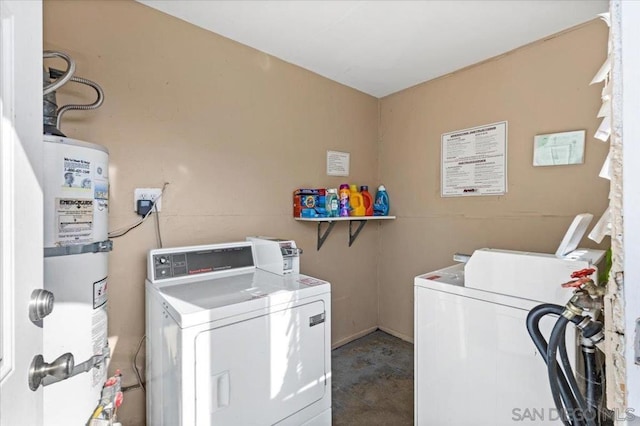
(194, 300, 327, 425)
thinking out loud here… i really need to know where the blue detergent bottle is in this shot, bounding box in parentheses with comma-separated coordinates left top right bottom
(373, 185, 390, 216)
(326, 188, 339, 217)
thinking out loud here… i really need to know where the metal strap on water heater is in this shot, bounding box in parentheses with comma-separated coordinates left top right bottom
(67, 346, 110, 380)
(44, 239, 113, 258)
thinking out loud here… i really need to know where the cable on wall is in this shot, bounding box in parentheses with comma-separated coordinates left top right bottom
(108, 182, 169, 239)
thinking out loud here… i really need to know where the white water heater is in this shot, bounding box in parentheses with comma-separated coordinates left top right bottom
(42, 134, 110, 425)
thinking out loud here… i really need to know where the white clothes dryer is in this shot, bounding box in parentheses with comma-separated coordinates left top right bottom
(145, 241, 331, 426)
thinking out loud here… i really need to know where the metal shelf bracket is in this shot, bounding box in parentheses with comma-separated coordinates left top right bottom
(348, 220, 367, 247)
(317, 221, 336, 250)
(297, 215, 394, 251)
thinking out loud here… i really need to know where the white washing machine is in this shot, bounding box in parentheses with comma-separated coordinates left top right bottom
(145, 240, 331, 426)
(414, 244, 605, 425)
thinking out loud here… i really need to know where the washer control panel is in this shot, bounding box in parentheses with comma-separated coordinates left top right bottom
(152, 244, 254, 281)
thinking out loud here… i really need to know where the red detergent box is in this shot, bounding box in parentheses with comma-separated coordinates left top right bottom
(293, 188, 326, 217)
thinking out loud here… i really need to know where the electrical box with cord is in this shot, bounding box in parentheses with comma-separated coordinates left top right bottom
(136, 199, 154, 217)
(134, 188, 162, 212)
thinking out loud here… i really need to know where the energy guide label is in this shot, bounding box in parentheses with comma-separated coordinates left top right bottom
(56, 198, 94, 245)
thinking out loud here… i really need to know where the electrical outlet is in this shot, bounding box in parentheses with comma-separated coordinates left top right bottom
(134, 188, 162, 212)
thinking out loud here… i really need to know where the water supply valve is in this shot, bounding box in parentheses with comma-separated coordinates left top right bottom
(561, 267, 606, 297)
(561, 268, 596, 288)
(561, 268, 605, 319)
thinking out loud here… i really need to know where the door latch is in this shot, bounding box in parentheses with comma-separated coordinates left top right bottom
(28, 352, 74, 391)
(29, 289, 55, 323)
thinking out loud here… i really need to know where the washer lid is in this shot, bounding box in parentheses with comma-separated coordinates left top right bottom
(415, 268, 545, 311)
(149, 270, 330, 328)
(555, 213, 594, 257)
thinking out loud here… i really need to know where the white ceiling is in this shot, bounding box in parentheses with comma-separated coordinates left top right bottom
(138, 0, 608, 98)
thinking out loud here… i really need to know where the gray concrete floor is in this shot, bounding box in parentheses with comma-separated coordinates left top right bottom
(332, 330, 414, 425)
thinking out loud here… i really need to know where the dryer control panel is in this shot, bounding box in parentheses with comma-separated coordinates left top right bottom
(151, 243, 254, 281)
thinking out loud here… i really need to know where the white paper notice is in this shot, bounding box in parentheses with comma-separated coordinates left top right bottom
(533, 130, 585, 166)
(441, 121, 507, 197)
(327, 150, 350, 176)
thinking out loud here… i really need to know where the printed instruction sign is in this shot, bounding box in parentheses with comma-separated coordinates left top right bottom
(91, 306, 108, 386)
(56, 198, 94, 245)
(62, 156, 92, 190)
(441, 121, 507, 197)
(326, 150, 350, 176)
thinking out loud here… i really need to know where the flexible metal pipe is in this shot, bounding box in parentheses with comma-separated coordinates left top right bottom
(56, 75, 105, 131)
(43, 51, 75, 95)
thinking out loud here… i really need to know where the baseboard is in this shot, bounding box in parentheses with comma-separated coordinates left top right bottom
(377, 326, 414, 344)
(331, 325, 378, 350)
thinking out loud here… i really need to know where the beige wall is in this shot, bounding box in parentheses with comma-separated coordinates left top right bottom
(44, 1, 379, 424)
(43, 1, 609, 423)
(378, 20, 609, 341)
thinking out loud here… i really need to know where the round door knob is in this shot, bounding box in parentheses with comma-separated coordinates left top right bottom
(29, 289, 55, 322)
(28, 352, 74, 391)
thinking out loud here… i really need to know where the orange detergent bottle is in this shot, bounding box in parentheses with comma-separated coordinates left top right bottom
(349, 184, 365, 216)
(360, 185, 374, 216)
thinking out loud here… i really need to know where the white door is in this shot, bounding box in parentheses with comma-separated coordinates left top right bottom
(621, 0, 640, 417)
(0, 1, 44, 425)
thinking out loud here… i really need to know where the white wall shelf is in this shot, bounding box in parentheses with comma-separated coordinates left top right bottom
(295, 216, 396, 250)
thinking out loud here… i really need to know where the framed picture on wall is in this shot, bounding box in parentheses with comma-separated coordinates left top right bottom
(533, 130, 585, 166)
